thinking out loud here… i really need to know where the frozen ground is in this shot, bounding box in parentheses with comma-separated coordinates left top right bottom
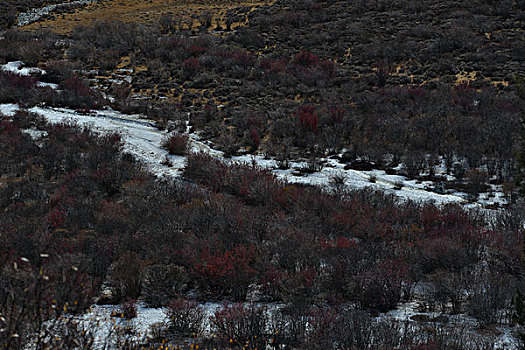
(385, 300, 520, 350)
(80, 303, 168, 347)
(75, 300, 521, 350)
(0, 103, 19, 117)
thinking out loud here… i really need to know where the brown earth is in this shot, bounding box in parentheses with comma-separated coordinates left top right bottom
(21, 0, 273, 35)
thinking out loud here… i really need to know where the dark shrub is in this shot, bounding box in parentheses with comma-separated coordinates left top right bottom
(464, 169, 490, 201)
(162, 133, 189, 155)
(181, 57, 200, 80)
(142, 265, 189, 307)
(106, 251, 145, 302)
(120, 299, 137, 319)
(212, 303, 268, 347)
(354, 259, 410, 312)
(63, 76, 91, 97)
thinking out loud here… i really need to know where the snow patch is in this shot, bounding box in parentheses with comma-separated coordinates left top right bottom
(1, 61, 45, 76)
(0, 103, 20, 117)
(37, 81, 59, 89)
(22, 128, 48, 140)
(29, 106, 188, 178)
(76, 303, 167, 348)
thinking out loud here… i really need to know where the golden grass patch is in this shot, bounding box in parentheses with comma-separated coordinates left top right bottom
(21, 0, 273, 35)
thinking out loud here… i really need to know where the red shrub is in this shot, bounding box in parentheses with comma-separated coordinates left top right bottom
(249, 127, 260, 150)
(203, 102, 218, 121)
(4, 71, 37, 89)
(260, 57, 288, 74)
(98, 200, 127, 220)
(293, 51, 319, 67)
(49, 185, 75, 207)
(310, 2, 323, 12)
(297, 104, 319, 133)
(0, 120, 19, 134)
(408, 86, 427, 99)
(287, 11, 305, 28)
(231, 50, 256, 68)
(373, 60, 391, 87)
(453, 82, 477, 110)
(260, 267, 286, 298)
(193, 244, 257, 299)
(0, 120, 22, 151)
(45, 206, 66, 229)
(318, 59, 335, 78)
(273, 185, 304, 209)
(186, 45, 207, 56)
(216, 48, 256, 69)
(261, 265, 321, 302)
(166, 37, 186, 49)
(104, 132, 122, 149)
(181, 57, 200, 79)
(330, 105, 346, 124)
(306, 306, 338, 346)
(321, 236, 358, 249)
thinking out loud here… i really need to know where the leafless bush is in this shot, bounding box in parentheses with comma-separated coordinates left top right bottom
(166, 298, 205, 337)
(105, 251, 145, 302)
(212, 303, 268, 347)
(141, 265, 189, 307)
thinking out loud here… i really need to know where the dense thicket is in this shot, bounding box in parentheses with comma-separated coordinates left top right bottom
(0, 112, 523, 348)
(1, 0, 524, 347)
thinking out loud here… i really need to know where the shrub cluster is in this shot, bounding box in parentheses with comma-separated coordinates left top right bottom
(0, 108, 522, 349)
(0, 0, 524, 346)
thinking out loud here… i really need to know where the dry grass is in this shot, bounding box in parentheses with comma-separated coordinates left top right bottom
(21, 0, 273, 35)
(20, 0, 274, 103)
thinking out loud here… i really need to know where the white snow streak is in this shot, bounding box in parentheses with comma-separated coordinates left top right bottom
(0, 104, 492, 207)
